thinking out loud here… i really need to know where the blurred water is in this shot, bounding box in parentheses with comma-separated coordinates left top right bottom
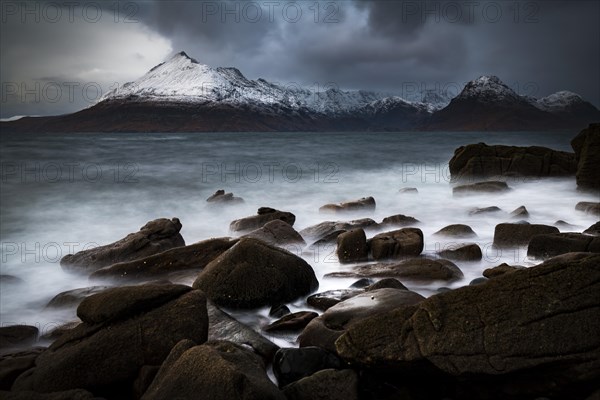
(1, 131, 597, 342)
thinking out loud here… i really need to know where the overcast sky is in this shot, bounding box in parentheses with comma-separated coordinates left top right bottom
(1, 0, 599, 118)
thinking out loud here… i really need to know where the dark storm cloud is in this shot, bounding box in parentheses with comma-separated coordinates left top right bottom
(1, 0, 599, 118)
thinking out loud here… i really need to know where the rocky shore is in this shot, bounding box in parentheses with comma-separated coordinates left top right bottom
(1, 124, 599, 400)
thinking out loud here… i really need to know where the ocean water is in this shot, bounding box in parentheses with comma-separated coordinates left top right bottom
(1, 131, 598, 345)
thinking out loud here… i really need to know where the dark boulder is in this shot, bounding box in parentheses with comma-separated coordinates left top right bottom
(264, 312, 318, 333)
(326, 257, 464, 283)
(142, 340, 285, 400)
(273, 346, 343, 388)
(90, 237, 236, 282)
(493, 223, 559, 248)
(229, 207, 296, 232)
(449, 143, 576, 180)
(298, 289, 425, 353)
(206, 189, 244, 204)
(369, 228, 424, 260)
(438, 243, 482, 261)
(282, 369, 358, 400)
(0, 326, 38, 352)
(12, 285, 208, 393)
(300, 219, 377, 243)
(453, 181, 510, 195)
(483, 263, 526, 279)
(193, 238, 318, 308)
(336, 229, 368, 263)
(0, 347, 44, 390)
(60, 218, 185, 274)
(433, 224, 477, 238)
(583, 221, 600, 235)
(269, 304, 291, 318)
(244, 219, 306, 246)
(379, 214, 420, 227)
(319, 197, 376, 214)
(398, 187, 418, 194)
(336, 253, 600, 398)
(571, 123, 600, 191)
(45, 286, 109, 309)
(528, 232, 600, 259)
(510, 205, 529, 219)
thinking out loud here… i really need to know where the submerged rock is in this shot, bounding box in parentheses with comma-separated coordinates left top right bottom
(229, 207, 296, 232)
(319, 197, 376, 214)
(468, 206, 502, 215)
(510, 205, 529, 218)
(206, 189, 244, 204)
(379, 214, 420, 227)
(453, 181, 510, 195)
(575, 201, 600, 216)
(60, 217, 185, 274)
(433, 224, 477, 238)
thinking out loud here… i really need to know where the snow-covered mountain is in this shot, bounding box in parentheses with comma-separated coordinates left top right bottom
(3, 54, 598, 133)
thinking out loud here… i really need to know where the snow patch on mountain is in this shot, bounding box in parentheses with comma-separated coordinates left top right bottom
(534, 91, 586, 112)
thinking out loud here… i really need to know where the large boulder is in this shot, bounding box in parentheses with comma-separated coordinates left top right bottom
(528, 232, 600, 259)
(571, 123, 600, 191)
(319, 197, 376, 214)
(229, 207, 296, 232)
(60, 218, 185, 274)
(369, 228, 424, 260)
(244, 220, 306, 247)
(493, 223, 559, 248)
(89, 237, 237, 282)
(12, 285, 208, 393)
(298, 289, 425, 353)
(449, 143, 576, 180)
(142, 340, 285, 400)
(336, 229, 368, 263)
(326, 257, 463, 283)
(0, 348, 44, 390)
(193, 238, 318, 308)
(336, 253, 600, 398)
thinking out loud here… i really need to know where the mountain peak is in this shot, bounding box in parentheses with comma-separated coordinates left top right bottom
(458, 75, 522, 104)
(173, 51, 199, 64)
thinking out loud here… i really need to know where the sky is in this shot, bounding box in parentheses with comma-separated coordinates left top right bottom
(1, 0, 599, 118)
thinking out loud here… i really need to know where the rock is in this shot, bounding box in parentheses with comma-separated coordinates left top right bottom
(336, 253, 600, 398)
(583, 221, 600, 235)
(45, 286, 109, 309)
(0, 326, 38, 352)
(528, 233, 600, 259)
(193, 238, 318, 308)
(206, 189, 244, 204)
(0, 275, 25, 286)
(207, 301, 278, 362)
(398, 187, 418, 194)
(12, 286, 208, 393)
(40, 321, 81, 342)
(0, 389, 99, 399)
(469, 277, 489, 285)
(449, 143, 576, 180)
(483, 263, 526, 279)
(319, 197, 376, 214)
(264, 312, 318, 333)
(326, 257, 463, 283)
(468, 206, 502, 215)
(576, 201, 600, 216)
(336, 229, 368, 263)
(133, 365, 160, 399)
(0, 347, 44, 390)
(365, 278, 408, 291)
(348, 278, 374, 289)
(307, 289, 363, 311)
(493, 223, 559, 248)
(298, 289, 425, 353)
(229, 207, 296, 232)
(273, 347, 344, 387)
(438, 243, 482, 261)
(300, 219, 377, 242)
(90, 237, 236, 282)
(369, 228, 424, 260)
(282, 369, 358, 400)
(571, 123, 600, 191)
(510, 205, 529, 218)
(142, 340, 285, 400)
(60, 217, 185, 274)
(77, 284, 192, 325)
(379, 214, 420, 227)
(453, 181, 510, 195)
(555, 220, 577, 229)
(244, 220, 306, 246)
(269, 304, 291, 318)
(433, 224, 477, 238)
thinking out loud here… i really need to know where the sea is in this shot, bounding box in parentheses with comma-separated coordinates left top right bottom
(1, 131, 598, 346)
